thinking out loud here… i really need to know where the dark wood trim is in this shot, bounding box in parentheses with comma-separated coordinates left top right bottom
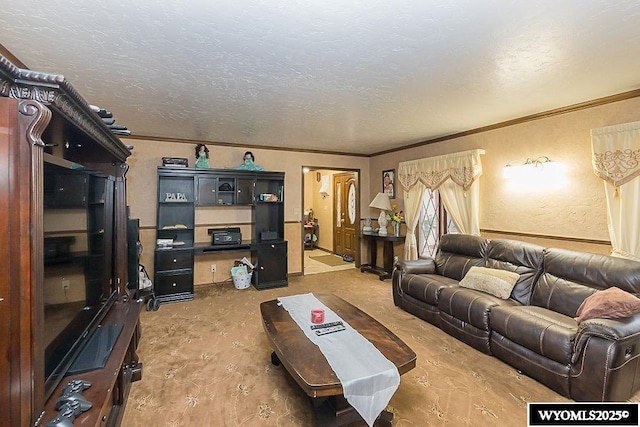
(1, 53, 138, 426)
(142, 220, 300, 230)
(0, 56, 131, 161)
(115, 169, 129, 300)
(126, 134, 367, 157)
(129, 88, 640, 158)
(480, 228, 611, 246)
(371, 88, 640, 157)
(20, 99, 50, 425)
(0, 43, 28, 69)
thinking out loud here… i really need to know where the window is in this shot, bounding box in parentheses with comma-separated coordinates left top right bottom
(417, 189, 457, 258)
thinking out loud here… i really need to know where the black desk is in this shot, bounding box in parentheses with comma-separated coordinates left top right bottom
(360, 232, 405, 280)
(194, 240, 253, 254)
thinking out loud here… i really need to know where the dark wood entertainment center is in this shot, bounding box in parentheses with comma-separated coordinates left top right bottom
(154, 166, 288, 300)
(0, 55, 142, 426)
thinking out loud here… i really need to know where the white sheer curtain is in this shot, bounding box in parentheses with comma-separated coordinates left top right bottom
(591, 121, 640, 260)
(401, 184, 424, 260)
(398, 149, 484, 260)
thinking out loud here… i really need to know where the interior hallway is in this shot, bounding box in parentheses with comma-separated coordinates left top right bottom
(303, 249, 356, 275)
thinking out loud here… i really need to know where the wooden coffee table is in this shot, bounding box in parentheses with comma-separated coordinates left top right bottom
(260, 294, 416, 426)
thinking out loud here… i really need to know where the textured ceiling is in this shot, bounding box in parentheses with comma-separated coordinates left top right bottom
(3, 1, 640, 155)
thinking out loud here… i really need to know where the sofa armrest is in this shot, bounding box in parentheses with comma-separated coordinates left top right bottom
(572, 315, 640, 363)
(392, 258, 437, 307)
(396, 259, 436, 275)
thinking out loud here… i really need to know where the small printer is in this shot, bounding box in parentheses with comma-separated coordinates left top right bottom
(209, 227, 242, 245)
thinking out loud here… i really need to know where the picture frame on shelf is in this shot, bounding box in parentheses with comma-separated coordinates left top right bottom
(382, 169, 395, 199)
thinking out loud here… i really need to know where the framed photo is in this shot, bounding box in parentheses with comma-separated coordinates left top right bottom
(382, 169, 395, 199)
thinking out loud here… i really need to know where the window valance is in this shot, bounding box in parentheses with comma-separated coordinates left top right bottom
(591, 121, 640, 187)
(590, 121, 640, 261)
(397, 149, 485, 192)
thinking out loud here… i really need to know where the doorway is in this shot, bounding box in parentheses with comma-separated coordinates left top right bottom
(302, 168, 360, 275)
(333, 172, 357, 260)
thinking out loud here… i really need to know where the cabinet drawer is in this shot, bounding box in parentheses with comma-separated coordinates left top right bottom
(155, 270, 193, 295)
(155, 249, 193, 270)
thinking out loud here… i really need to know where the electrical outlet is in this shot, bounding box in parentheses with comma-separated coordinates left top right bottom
(210, 264, 216, 273)
(62, 279, 70, 290)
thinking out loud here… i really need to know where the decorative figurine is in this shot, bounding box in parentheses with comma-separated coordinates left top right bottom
(236, 151, 264, 171)
(195, 144, 210, 168)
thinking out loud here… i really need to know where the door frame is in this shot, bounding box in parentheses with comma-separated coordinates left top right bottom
(301, 166, 361, 274)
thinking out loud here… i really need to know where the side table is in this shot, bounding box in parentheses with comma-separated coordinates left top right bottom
(360, 231, 404, 280)
(303, 223, 318, 250)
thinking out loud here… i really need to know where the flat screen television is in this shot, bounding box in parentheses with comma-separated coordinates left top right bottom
(42, 153, 118, 400)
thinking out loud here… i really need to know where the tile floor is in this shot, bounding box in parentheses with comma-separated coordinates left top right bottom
(303, 249, 356, 275)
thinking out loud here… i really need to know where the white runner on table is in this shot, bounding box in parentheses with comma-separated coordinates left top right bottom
(277, 293, 400, 427)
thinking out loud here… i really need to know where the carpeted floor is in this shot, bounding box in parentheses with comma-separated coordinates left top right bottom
(310, 254, 350, 267)
(122, 269, 581, 426)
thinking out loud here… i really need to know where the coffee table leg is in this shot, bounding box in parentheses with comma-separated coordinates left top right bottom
(270, 351, 281, 366)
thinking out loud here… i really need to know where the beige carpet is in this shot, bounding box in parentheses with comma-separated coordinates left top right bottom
(309, 254, 350, 267)
(122, 269, 581, 426)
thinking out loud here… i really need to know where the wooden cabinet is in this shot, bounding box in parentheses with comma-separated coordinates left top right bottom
(196, 174, 255, 206)
(0, 54, 140, 426)
(154, 247, 194, 303)
(253, 173, 285, 241)
(253, 241, 288, 289)
(43, 168, 88, 207)
(154, 167, 287, 298)
(155, 171, 196, 302)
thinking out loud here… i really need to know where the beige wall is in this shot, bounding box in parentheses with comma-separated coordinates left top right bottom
(124, 96, 640, 281)
(369, 96, 640, 255)
(304, 169, 339, 251)
(123, 139, 369, 281)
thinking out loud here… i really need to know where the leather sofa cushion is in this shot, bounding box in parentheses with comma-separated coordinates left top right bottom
(532, 274, 595, 318)
(491, 305, 578, 365)
(439, 286, 519, 331)
(401, 273, 458, 306)
(435, 234, 488, 281)
(532, 248, 640, 317)
(485, 238, 544, 305)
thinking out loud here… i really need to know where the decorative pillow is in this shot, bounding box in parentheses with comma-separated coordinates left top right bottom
(574, 287, 640, 323)
(458, 266, 520, 299)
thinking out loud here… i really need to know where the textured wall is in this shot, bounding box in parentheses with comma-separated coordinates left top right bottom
(369, 96, 640, 251)
(125, 96, 640, 278)
(123, 139, 369, 278)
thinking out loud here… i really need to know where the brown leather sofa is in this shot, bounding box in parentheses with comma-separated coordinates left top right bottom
(392, 234, 640, 401)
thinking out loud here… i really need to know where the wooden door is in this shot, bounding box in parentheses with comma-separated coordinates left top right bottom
(333, 173, 357, 259)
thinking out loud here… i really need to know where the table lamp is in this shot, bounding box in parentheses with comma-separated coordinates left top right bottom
(369, 192, 392, 236)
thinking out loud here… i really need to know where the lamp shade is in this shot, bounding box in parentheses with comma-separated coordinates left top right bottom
(369, 192, 392, 211)
(319, 175, 330, 197)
